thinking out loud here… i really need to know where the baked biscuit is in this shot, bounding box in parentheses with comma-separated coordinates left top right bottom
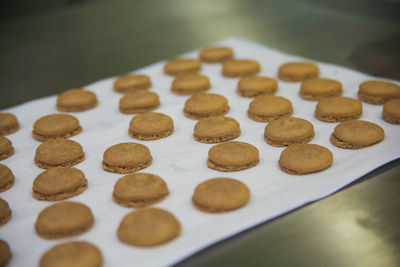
(300, 78, 342, 100)
(129, 112, 174, 140)
(358, 80, 400, 104)
(0, 113, 19, 135)
(0, 198, 11, 225)
(194, 116, 240, 143)
(119, 91, 160, 114)
(222, 59, 260, 77)
(184, 93, 229, 119)
(200, 46, 234, 63)
(171, 74, 211, 95)
(56, 88, 98, 112)
(315, 96, 362, 122)
(382, 98, 400, 124)
(0, 240, 11, 267)
(237, 76, 278, 97)
(330, 120, 384, 149)
(278, 62, 319, 82)
(164, 59, 201, 76)
(32, 114, 82, 141)
(248, 95, 293, 122)
(0, 164, 14, 193)
(114, 74, 151, 93)
(0, 136, 13, 160)
(264, 117, 314, 146)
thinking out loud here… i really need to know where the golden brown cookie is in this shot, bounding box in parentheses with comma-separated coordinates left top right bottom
(39, 241, 103, 267)
(35, 201, 94, 239)
(358, 80, 400, 104)
(0, 240, 11, 267)
(102, 142, 152, 174)
(35, 139, 85, 169)
(184, 93, 229, 119)
(129, 112, 174, 140)
(194, 116, 240, 143)
(119, 91, 160, 114)
(171, 74, 211, 95)
(382, 98, 400, 124)
(248, 95, 293, 122)
(113, 173, 169, 208)
(164, 59, 201, 76)
(222, 59, 260, 77)
(113, 74, 151, 93)
(118, 208, 180, 247)
(56, 88, 98, 112)
(278, 62, 319, 82)
(315, 96, 362, 122)
(32, 114, 82, 141)
(192, 177, 250, 213)
(0, 164, 14, 193)
(264, 117, 315, 146)
(0, 113, 19, 136)
(199, 46, 234, 63)
(0, 137, 13, 161)
(33, 167, 88, 201)
(0, 198, 11, 225)
(207, 141, 259, 172)
(237, 76, 278, 97)
(330, 120, 385, 149)
(300, 78, 343, 100)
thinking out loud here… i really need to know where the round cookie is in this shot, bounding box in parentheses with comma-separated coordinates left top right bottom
(222, 59, 260, 77)
(0, 164, 14, 193)
(248, 95, 293, 122)
(35, 139, 85, 169)
(171, 74, 211, 95)
(0, 136, 14, 161)
(330, 120, 385, 149)
(199, 46, 234, 63)
(300, 78, 343, 100)
(117, 208, 181, 247)
(33, 167, 88, 201)
(315, 96, 362, 122)
(184, 93, 229, 120)
(207, 141, 259, 172)
(0, 113, 19, 136)
(0, 198, 11, 225)
(279, 144, 333, 175)
(264, 117, 315, 146)
(32, 114, 82, 141)
(237, 76, 278, 97)
(119, 91, 160, 114)
(278, 62, 319, 82)
(0, 240, 11, 267)
(164, 59, 201, 76)
(35, 201, 94, 239)
(114, 74, 151, 93)
(113, 173, 169, 208)
(129, 112, 174, 140)
(194, 116, 240, 143)
(102, 142, 152, 174)
(57, 88, 98, 112)
(39, 241, 103, 267)
(358, 80, 400, 104)
(192, 177, 250, 213)
(382, 98, 400, 124)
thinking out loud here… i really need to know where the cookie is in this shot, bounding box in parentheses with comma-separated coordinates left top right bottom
(264, 117, 315, 146)
(194, 116, 240, 143)
(0, 198, 11, 225)
(222, 59, 260, 77)
(56, 88, 98, 112)
(39, 241, 103, 267)
(113, 173, 169, 208)
(119, 91, 160, 114)
(0, 136, 13, 161)
(117, 208, 180, 247)
(114, 74, 151, 93)
(0, 240, 11, 267)
(278, 62, 319, 82)
(184, 93, 229, 120)
(102, 142, 152, 174)
(35, 201, 94, 239)
(248, 95, 293, 122)
(358, 80, 400, 104)
(300, 78, 343, 100)
(207, 141, 259, 172)
(382, 98, 400, 124)
(35, 139, 85, 169)
(237, 76, 278, 97)
(279, 144, 333, 175)
(171, 74, 211, 95)
(315, 96, 362, 122)
(164, 59, 201, 76)
(199, 46, 234, 63)
(32, 114, 82, 141)
(129, 112, 174, 140)
(0, 113, 19, 136)
(330, 120, 385, 149)
(33, 167, 88, 201)
(0, 164, 14, 193)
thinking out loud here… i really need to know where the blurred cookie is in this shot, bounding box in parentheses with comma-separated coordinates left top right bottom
(33, 167, 88, 201)
(0, 240, 11, 267)
(0, 113, 19, 136)
(129, 112, 174, 140)
(0, 164, 14, 193)
(0, 136, 13, 160)
(0, 198, 11, 225)
(114, 74, 151, 93)
(358, 80, 400, 104)
(278, 62, 319, 82)
(264, 117, 314, 146)
(222, 59, 260, 77)
(117, 208, 181, 247)
(56, 88, 98, 112)
(248, 95, 293, 122)
(315, 96, 362, 122)
(382, 98, 400, 124)
(184, 93, 229, 119)
(32, 114, 82, 141)
(200, 46, 234, 63)
(194, 116, 240, 143)
(330, 120, 384, 149)
(171, 74, 211, 95)
(102, 142, 152, 174)
(300, 78, 342, 100)
(237, 76, 278, 97)
(164, 59, 201, 76)
(119, 91, 160, 114)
